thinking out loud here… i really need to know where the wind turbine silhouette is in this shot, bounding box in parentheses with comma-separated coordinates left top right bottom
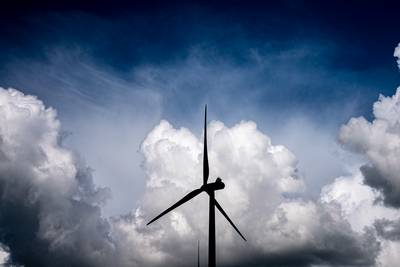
(147, 105, 246, 267)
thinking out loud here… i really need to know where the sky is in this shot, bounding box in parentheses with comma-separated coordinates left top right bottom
(1, 1, 400, 266)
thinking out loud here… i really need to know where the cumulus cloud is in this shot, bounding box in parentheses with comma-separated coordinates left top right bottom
(339, 87, 400, 207)
(315, 44, 400, 266)
(0, 87, 380, 267)
(321, 171, 399, 232)
(0, 87, 116, 266)
(320, 170, 400, 267)
(123, 119, 378, 266)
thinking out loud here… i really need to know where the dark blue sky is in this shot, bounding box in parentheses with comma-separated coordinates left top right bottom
(2, 1, 400, 72)
(1, 1, 400, 125)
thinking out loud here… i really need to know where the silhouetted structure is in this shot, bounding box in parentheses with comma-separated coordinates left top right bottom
(147, 106, 246, 267)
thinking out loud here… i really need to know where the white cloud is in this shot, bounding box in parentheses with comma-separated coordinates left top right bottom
(339, 87, 400, 207)
(377, 240, 400, 267)
(118, 118, 377, 266)
(139, 119, 304, 221)
(321, 170, 400, 267)
(0, 247, 8, 265)
(0, 87, 115, 266)
(321, 172, 399, 232)
(330, 83, 400, 266)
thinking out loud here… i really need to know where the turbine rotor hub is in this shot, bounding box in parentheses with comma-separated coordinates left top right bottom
(202, 177, 225, 192)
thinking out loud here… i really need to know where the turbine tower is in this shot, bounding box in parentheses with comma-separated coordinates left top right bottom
(147, 105, 246, 267)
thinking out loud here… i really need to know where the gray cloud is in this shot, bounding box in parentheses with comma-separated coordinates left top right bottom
(320, 170, 400, 267)
(361, 164, 400, 207)
(395, 43, 400, 70)
(0, 88, 116, 266)
(375, 218, 400, 242)
(233, 204, 380, 267)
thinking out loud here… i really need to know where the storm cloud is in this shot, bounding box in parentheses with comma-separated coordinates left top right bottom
(0, 88, 116, 266)
(0, 87, 381, 266)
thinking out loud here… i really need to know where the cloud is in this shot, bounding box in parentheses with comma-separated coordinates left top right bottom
(375, 218, 400, 241)
(321, 171, 398, 232)
(339, 87, 400, 207)
(0, 246, 9, 265)
(320, 170, 400, 267)
(123, 119, 378, 266)
(0, 87, 116, 266)
(394, 43, 400, 70)
(377, 240, 400, 267)
(0, 87, 383, 266)
(315, 44, 400, 266)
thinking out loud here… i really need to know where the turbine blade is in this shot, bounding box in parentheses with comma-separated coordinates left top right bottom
(203, 105, 209, 185)
(213, 198, 247, 241)
(147, 188, 203, 225)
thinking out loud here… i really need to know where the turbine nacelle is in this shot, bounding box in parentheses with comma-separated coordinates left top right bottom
(201, 177, 225, 192)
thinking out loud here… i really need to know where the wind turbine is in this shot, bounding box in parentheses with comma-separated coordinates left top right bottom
(198, 240, 200, 267)
(147, 105, 246, 267)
